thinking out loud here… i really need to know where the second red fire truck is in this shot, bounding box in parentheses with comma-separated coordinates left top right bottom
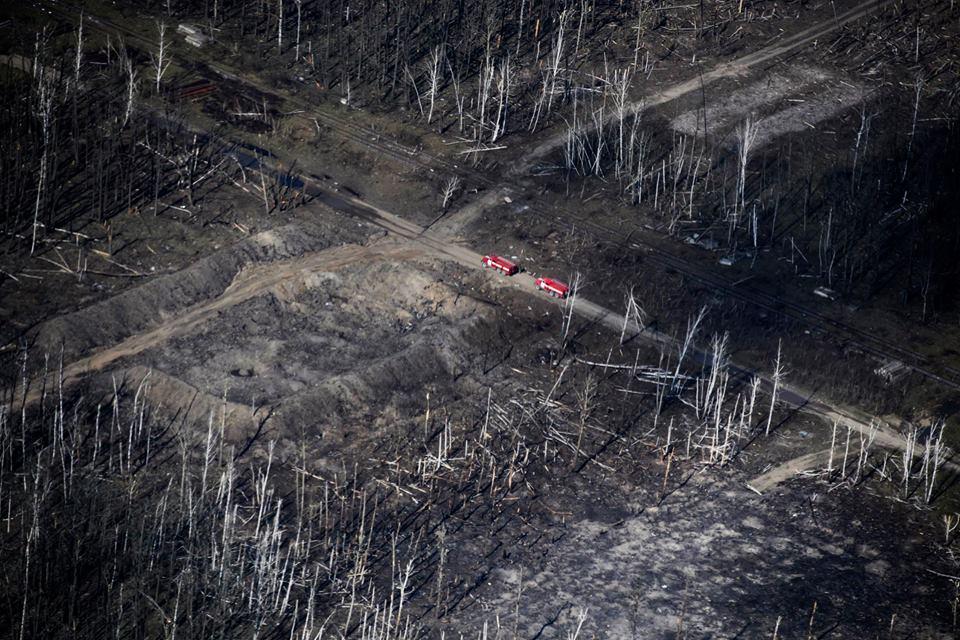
(535, 277, 570, 299)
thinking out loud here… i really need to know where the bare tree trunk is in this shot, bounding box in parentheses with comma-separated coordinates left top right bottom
(547, 10, 569, 115)
(294, 0, 302, 61)
(736, 116, 758, 221)
(476, 55, 494, 140)
(277, 0, 283, 55)
(31, 72, 53, 255)
(516, 0, 526, 57)
(152, 22, 171, 95)
(425, 46, 442, 124)
(765, 340, 784, 436)
(446, 53, 464, 133)
(491, 56, 512, 142)
(902, 75, 923, 181)
(440, 176, 461, 210)
(574, 374, 597, 468)
(74, 14, 83, 86)
(123, 56, 137, 129)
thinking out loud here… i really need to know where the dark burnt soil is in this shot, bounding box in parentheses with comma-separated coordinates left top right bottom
(6, 207, 958, 639)
(139, 258, 493, 441)
(475, 7, 960, 427)
(9, 292, 956, 640)
(457, 77, 960, 431)
(446, 465, 956, 639)
(332, 302, 957, 638)
(411, 313, 959, 638)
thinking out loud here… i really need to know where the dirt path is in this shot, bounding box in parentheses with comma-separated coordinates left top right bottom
(428, 187, 511, 236)
(516, 0, 894, 174)
(8, 145, 915, 488)
(323, 183, 913, 469)
(747, 448, 834, 493)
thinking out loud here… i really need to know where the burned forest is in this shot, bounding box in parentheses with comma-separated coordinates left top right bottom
(2, 1, 960, 639)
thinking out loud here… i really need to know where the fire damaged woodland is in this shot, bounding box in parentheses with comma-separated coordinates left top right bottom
(3, 0, 960, 638)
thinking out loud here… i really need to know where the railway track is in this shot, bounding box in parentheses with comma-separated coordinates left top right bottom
(34, 0, 960, 392)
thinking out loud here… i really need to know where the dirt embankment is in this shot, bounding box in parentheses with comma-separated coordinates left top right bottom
(28, 214, 377, 364)
(137, 255, 497, 463)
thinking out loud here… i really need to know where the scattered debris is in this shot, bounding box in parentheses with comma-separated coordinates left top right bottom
(813, 286, 839, 301)
(177, 24, 211, 48)
(685, 233, 719, 251)
(875, 359, 908, 383)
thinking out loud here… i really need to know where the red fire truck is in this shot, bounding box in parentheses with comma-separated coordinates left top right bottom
(535, 277, 570, 298)
(481, 255, 519, 276)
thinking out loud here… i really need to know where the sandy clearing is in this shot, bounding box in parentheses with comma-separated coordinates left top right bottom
(669, 65, 864, 149)
(516, 0, 894, 174)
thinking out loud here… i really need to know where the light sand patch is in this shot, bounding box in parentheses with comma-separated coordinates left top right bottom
(671, 65, 863, 149)
(671, 66, 830, 136)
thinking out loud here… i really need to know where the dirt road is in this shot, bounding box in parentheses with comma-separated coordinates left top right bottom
(301, 179, 915, 483)
(10, 161, 911, 487)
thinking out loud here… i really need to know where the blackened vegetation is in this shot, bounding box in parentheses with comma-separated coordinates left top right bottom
(544, 2, 960, 321)
(0, 363, 629, 639)
(0, 34, 225, 256)
(133, 0, 781, 141)
(550, 90, 959, 318)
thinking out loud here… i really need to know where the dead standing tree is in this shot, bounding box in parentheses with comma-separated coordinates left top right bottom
(574, 373, 598, 468)
(30, 70, 55, 255)
(74, 14, 83, 87)
(558, 272, 583, 361)
(619, 286, 646, 346)
(765, 339, 785, 436)
(122, 55, 138, 129)
(425, 45, 443, 125)
(491, 55, 513, 142)
(440, 175, 461, 210)
(293, 0, 303, 61)
(151, 21, 172, 95)
(734, 115, 758, 240)
(276, 0, 283, 55)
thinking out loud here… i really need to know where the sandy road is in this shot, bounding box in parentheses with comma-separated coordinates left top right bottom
(306, 182, 916, 485)
(518, 0, 894, 172)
